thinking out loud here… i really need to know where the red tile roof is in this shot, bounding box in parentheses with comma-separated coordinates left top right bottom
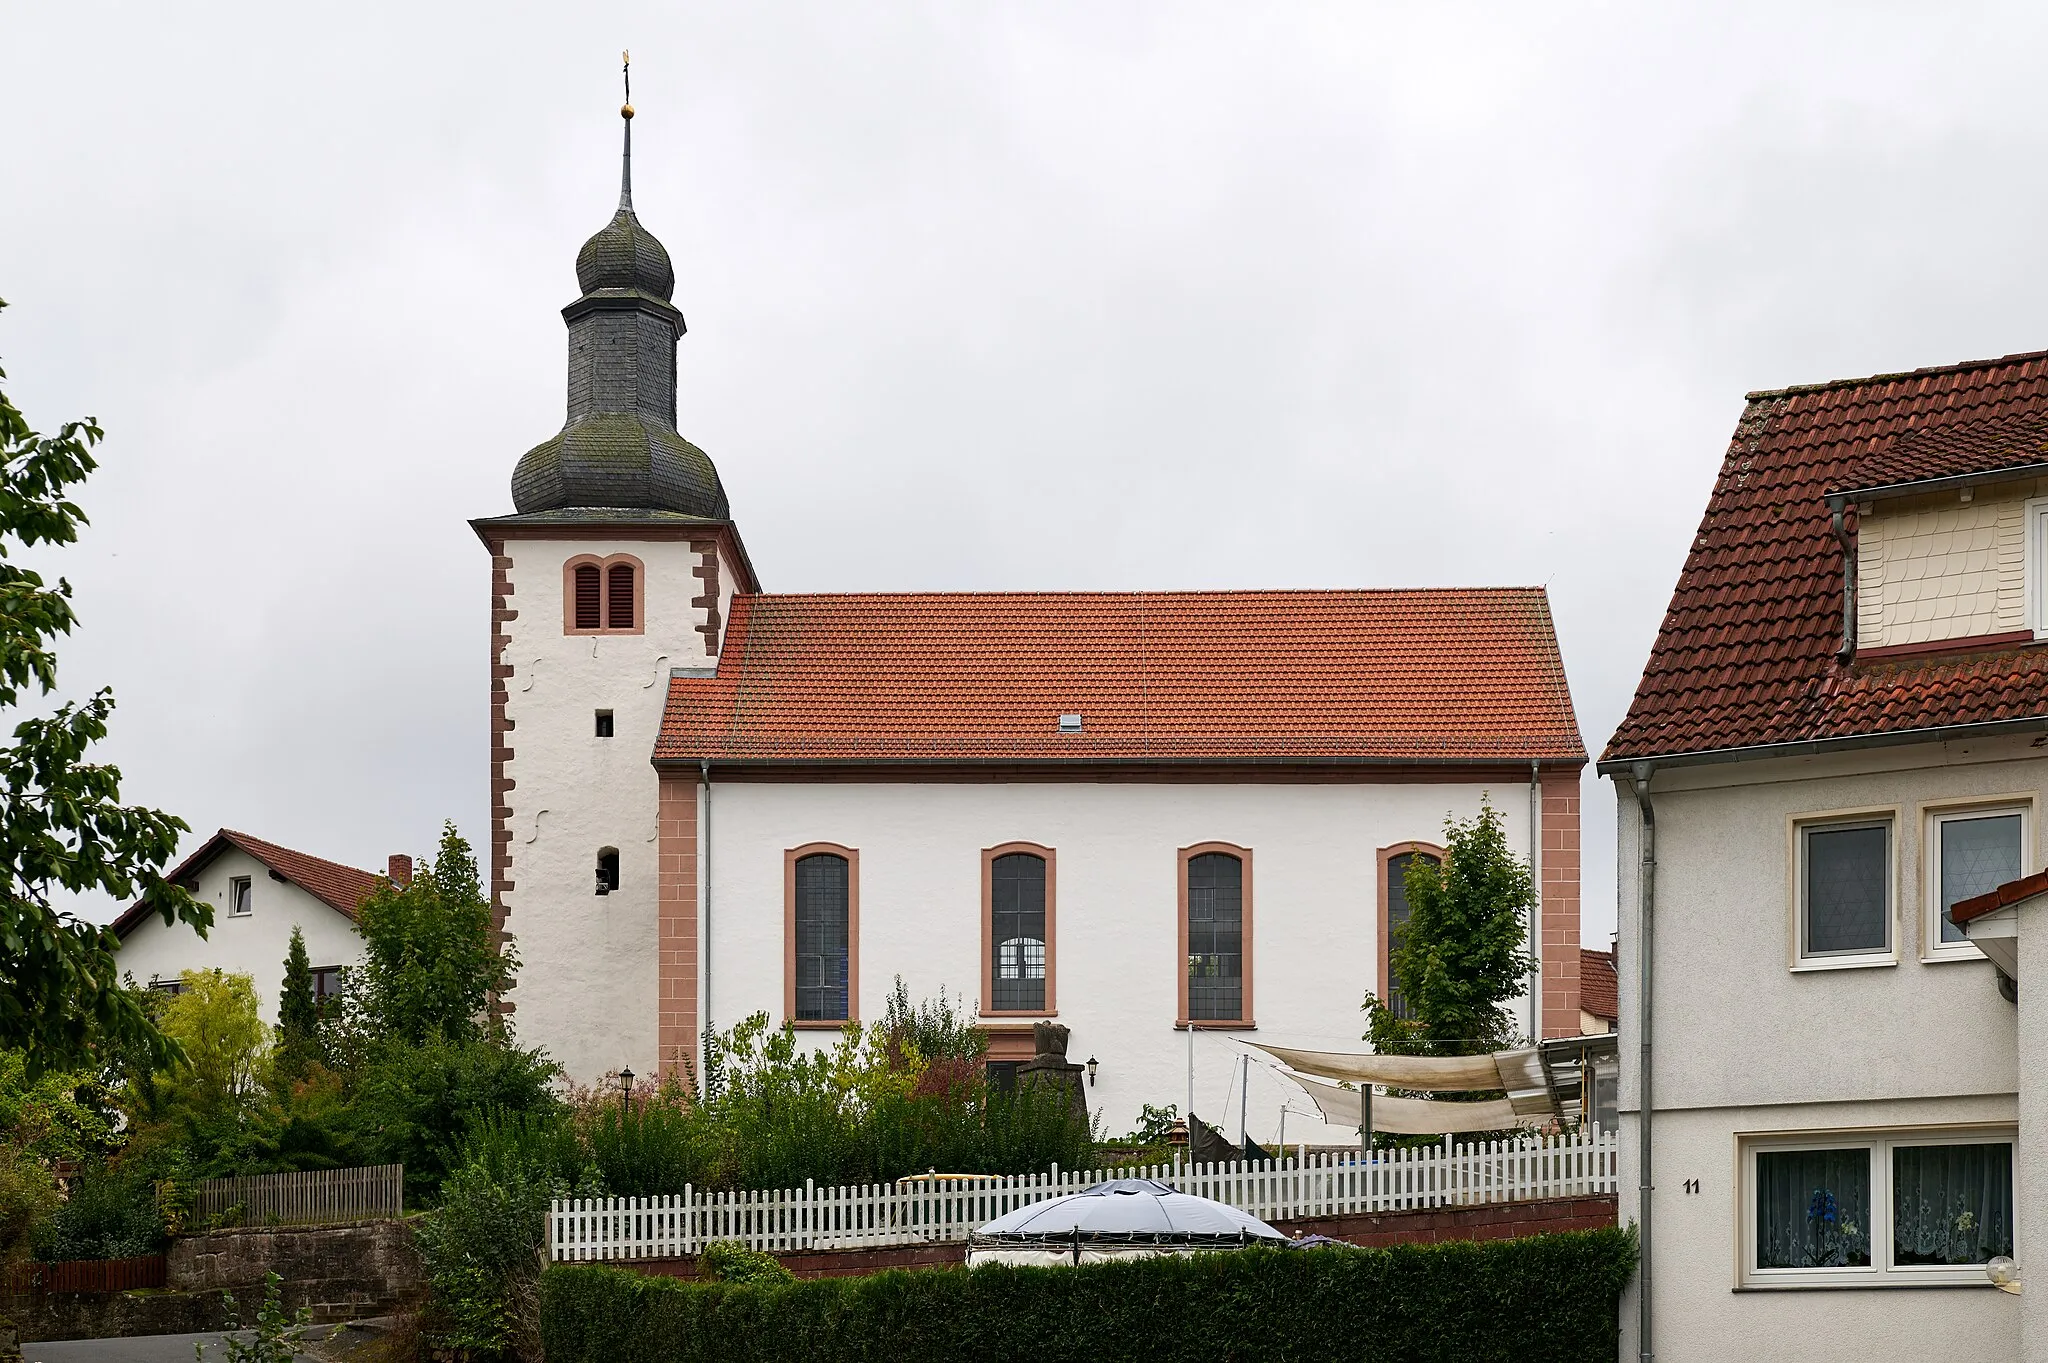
(1579, 948, 1618, 1022)
(112, 829, 381, 939)
(656, 589, 1585, 766)
(1952, 867, 2048, 926)
(1835, 411, 2048, 497)
(1603, 350, 2048, 767)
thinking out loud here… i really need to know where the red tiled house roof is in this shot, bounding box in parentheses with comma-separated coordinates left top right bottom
(656, 589, 1585, 767)
(1603, 350, 2048, 768)
(112, 829, 380, 939)
(1952, 867, 2048, 927)
(1579, 947, 1618, 1022)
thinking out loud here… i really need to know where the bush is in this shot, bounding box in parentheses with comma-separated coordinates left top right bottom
(695, 1240, 792, 1285)
(540, 1229, 1638, 1363)
(346, 1033, 560, 1204)
(38, 1160, 166, 1260)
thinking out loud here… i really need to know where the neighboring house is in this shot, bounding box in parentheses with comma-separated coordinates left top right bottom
(1579, 947, 1616, 1035)
(468, 106, 1593, 1143)
(1603, 354, 2048, 1360)
(114, 829, 397, 1025)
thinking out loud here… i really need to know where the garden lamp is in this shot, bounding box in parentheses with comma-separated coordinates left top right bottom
(1086, 1056, 1098, 1087)
(620, 1066, 635, 1116)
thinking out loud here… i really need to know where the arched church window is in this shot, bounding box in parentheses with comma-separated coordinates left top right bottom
(563, 555, 645, 634)
(786, 847, 858, 1025)
(983, 846, 1054, 1015)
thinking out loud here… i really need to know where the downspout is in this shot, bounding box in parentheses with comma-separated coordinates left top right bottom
(1630, 761, 1657, 1363)
(700, 757, 712, 1088)
(1828, 495, 1857, 664)
(1529, 759, 1542, 1043)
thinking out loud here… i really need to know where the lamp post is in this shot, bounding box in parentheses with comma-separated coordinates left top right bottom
(619, 1066, 635, 1118)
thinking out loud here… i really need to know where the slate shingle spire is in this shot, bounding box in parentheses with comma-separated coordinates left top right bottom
(511, 56, 729, 519)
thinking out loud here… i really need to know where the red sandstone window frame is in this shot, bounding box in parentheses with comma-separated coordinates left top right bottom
(1176, 841, 1254, 1029)
(562, 554, 646, 635)
(981, 842, 1056, 1019)
(1376, 841, 1445, 1012)
(784, 843, 859, 1029)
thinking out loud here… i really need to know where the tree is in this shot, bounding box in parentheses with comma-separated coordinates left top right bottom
(158, 970, 269, 1123)
(274, 927, 319, 1082)
(0, 300, 208, 1075)
(1363, 798, 1537, 1057)
(342, 824, 512, 1048)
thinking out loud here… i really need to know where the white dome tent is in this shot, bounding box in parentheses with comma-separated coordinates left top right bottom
(966, 1178, 1291, 1268)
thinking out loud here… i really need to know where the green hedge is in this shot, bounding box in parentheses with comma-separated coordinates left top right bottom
(541, 1228, 1637, 1363)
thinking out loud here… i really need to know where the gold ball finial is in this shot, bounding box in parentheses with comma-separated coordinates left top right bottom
(622, 103, 634, 119)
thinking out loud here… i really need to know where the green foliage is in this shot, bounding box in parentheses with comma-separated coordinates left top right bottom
(696, 1240, 792, 1285)
(39, 1159, 167, 1259)
(1110, 1103, 1180, 1148)
(342, 824, 512, 1049)
(879, 976, 986, 1065)
(541, 1229, 1639, 1363)
(415, 1112, 602, 1361)
(159, 970, 269, 1123)
(212, 1271, 314, 1363)
(273, 927, 319, 1084)
(0, 299, 209, 1077)
(0, 1049, 117, 1164)
(1365, 798, 1538, 1058)
(0, 1141, 62, 1267)
(346, 1033, 560, 1204)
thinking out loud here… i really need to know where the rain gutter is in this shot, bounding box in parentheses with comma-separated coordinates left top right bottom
(1630, 762, 1656, 1363)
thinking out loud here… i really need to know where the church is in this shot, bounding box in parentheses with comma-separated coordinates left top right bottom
(469, 101, 1589, 1143)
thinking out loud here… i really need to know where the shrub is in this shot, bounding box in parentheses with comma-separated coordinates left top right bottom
(345, 1033, 560, 1204)
(38, 1160, 166, 1260)
(696, 1240, 792, 1285)
(541, 1228, 1638, 1363)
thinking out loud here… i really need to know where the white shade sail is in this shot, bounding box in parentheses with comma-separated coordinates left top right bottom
(1290, 1074, 1541, 1135)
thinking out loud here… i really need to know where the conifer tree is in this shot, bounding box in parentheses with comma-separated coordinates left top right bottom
(275, 926, 319, 1080)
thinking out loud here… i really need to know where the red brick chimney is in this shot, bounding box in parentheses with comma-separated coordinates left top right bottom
(388, 854, 414, 887)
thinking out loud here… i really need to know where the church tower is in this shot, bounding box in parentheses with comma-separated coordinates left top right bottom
(471, 72, 752, 1083)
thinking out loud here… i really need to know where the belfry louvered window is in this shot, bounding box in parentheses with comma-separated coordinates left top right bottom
(1186, 852, 1243, 1021)
(565, 556, 641, 634)
(794, 853, 851, 1022)
(607, 563, 636, 629)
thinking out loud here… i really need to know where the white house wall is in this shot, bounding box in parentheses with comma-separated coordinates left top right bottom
(699, 778, 1529, 1145)
(1615, 735, 2037, 1362)
(114, 847, 364, 1025)
(496, 535, 721, 1082)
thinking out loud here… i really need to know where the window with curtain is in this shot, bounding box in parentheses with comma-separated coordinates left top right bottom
(794, 853, 850, 1022)
(990, 852, 1047, 1012)
(1756, 1147, 1873, 1269)
(1747, 1133, 2014, 1285)
(1385, 851, 1438, 1019)
(1935, 810, 2023, 947)
(1186, 852, 1243, 1021)
(573, 563, 602, 630)
(606, 562, 636, 630)
(1801, 820, 1890, 959)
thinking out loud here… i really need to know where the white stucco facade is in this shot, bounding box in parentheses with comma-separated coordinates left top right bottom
(493, 532, 730, 1082)
(1613, 735, 2037, 1363)
(114, 845, 366, 1025)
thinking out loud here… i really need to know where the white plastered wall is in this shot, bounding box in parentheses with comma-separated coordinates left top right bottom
(1613, 736, 2039, 1362)
(113, 846, 365, 1025)
(497, 536, 720, 1082)
(1856, 484, 2036, 650)
(700, 778, 1530, 1145)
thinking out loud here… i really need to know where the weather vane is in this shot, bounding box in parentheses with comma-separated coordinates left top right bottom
(622, 49, 633, 119)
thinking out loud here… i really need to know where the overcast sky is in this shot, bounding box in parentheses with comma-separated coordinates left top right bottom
(7, 3, 2048, 947)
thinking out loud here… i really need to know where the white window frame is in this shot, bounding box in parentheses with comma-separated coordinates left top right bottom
(2027, 497, 2048, 637)
(227, 875, 253, 918)
(1740, 1126, 2016, 1289)
(1789, 809, 1898, 971)
(1923, 797, 2034, 963)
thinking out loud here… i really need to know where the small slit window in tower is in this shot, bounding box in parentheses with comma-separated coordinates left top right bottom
(595, 710, 615, 738)
(573, 564, 602, 630)
(596, 848, 621, 896)
(1057, 713, 1083, 733)
(607, 563, 636, 629)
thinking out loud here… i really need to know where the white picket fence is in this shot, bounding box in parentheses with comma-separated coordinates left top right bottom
(549, 1127, 1617, 1262)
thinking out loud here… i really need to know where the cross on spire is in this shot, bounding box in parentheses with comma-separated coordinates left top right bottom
(619, 49, 635, 212)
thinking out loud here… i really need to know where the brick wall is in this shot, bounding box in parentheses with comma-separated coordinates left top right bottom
(1540, 771, 1583, 1039)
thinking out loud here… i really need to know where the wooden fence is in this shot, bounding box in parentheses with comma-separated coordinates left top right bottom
(3, 1254, 166, 1295)
(551, 1127, 1617, 1262)
(196, 1163, 404, 1227)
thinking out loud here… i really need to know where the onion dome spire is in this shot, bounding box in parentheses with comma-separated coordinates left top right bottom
(510, 53, 728, 520)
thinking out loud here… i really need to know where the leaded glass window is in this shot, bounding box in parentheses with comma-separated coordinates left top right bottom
(1385, 851, 1437, 1020)
(1187, 852, 1243, 1021)
(1802, 821, 1889, 957)
(990, 853, 1046, 1012)
(794, 853, 850, 1022)
(1936, 812, 2022, 946)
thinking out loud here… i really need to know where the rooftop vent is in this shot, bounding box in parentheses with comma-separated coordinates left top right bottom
(1058, 713, 1084, 733)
